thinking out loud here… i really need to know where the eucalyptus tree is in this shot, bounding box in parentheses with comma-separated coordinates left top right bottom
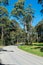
(11, 0, 25, 18)
(0, 0, 9, 45)
(11, 0, 34, 45)
(0, 6, 8, 17)
(0, 6, 8, 45)
(36, 20, 43, 42)
(22, 5, 34, 45)
(10, 20, 22, 44)
(11, 0, 25, 44)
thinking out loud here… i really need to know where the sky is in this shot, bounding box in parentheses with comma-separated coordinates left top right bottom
(6, 0, 42, 26)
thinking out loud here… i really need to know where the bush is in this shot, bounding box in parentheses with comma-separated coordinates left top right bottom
(40, 47, 43, 52)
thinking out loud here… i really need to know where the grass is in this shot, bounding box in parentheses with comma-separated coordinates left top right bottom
(18, 43, 43, 57)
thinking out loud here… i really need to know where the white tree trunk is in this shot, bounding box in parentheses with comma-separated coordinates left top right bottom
(24, 23, 29, 45)
(1, 26, 4, 45)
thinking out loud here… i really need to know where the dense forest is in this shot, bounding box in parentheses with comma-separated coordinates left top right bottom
(0, 0, 43, 46)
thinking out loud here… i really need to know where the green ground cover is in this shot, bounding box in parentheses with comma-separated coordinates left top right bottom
(18, 43, 43, 57)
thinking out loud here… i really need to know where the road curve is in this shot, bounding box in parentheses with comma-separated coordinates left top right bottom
(0, 46, 43, 65)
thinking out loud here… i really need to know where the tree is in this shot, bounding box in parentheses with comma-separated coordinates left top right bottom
(11, 0, 25, 18)
(22, 5, 34, 45)
(36, 20, 43, 42)
(0, 0, 9, 5)
(0, 16, 12, 45)
(0, 0, 11, 45)
(38, 0, 43, 15)
(11, 0, 34, 45)
(0, 6, 8, 45)
(0, 6, 8, 17)
(10, 20, 22, 44)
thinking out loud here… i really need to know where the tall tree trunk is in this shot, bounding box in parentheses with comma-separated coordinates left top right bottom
(17, 35, 18, 45)
(1, 26, 4, 45)
(24, 23, 29, 45)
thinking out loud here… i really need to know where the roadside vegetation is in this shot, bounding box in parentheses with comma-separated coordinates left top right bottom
(18, 43, 43, 57)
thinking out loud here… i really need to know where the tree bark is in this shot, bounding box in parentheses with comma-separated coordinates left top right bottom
(1, 26, 4, 45)
(24, 23, 29, 45)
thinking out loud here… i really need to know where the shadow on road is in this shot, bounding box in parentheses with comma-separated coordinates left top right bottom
(0, 63, 5, 65)
(0, 48, 14, 52)
(0, 59, 4, 65)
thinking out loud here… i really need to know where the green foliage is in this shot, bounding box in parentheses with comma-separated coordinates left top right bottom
(0, 6, 8, 17)
(0, 0, 9, 5)
(35, 20, 43, 42)
(18, 43, 43, 57)
(38, 0, 43, 15)
(11, 0, 35, 45)
(11, 0, 25, 17)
